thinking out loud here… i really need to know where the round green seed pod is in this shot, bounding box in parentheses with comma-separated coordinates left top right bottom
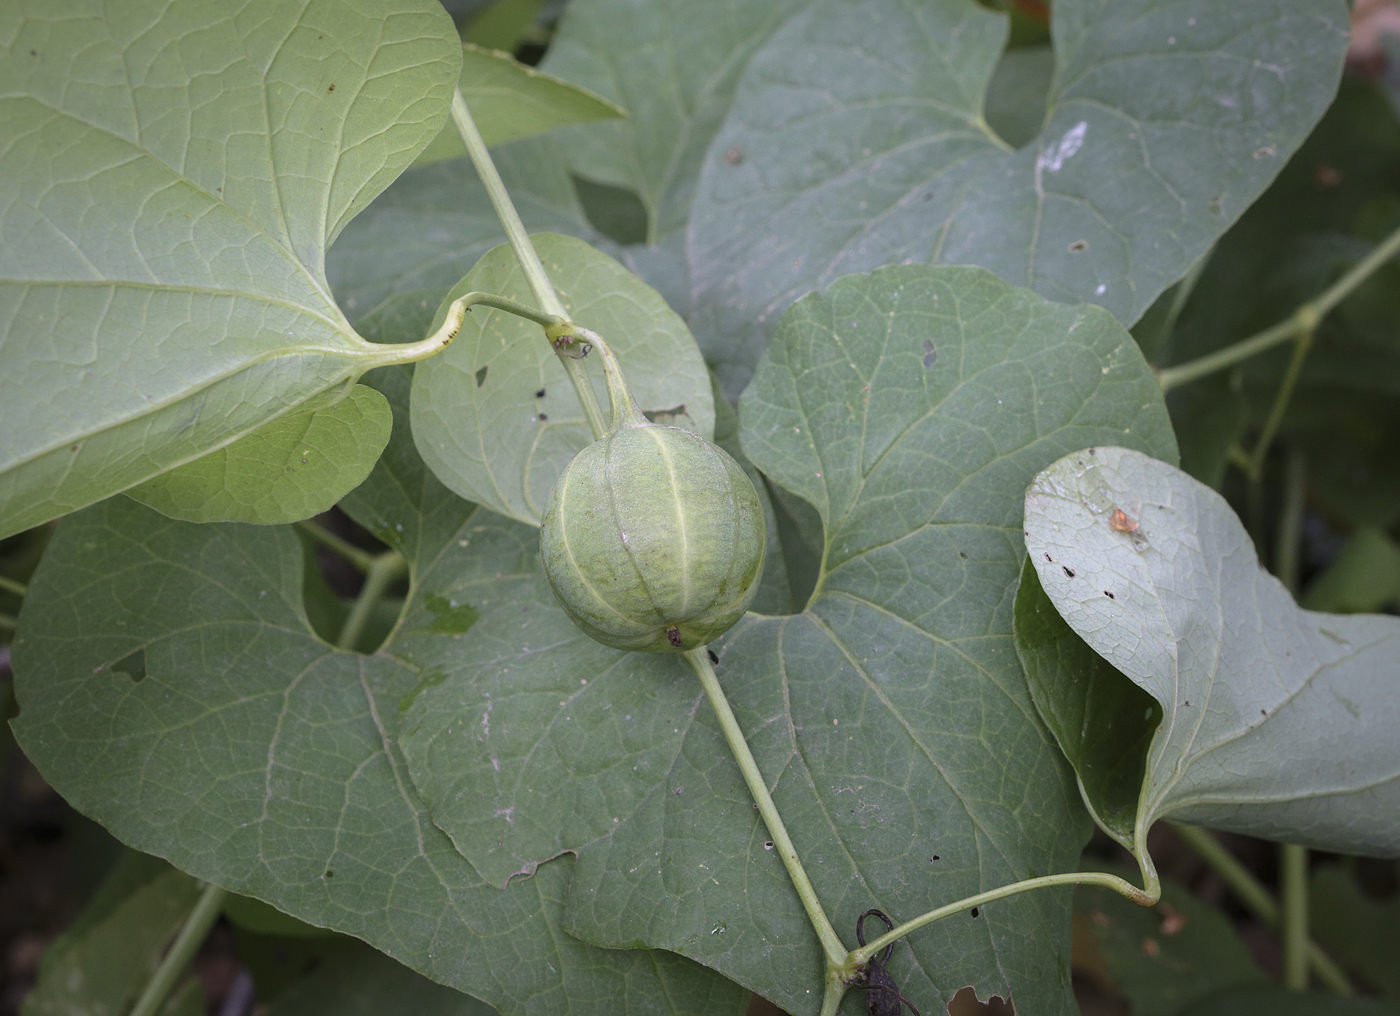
(539, 423, 766, 653)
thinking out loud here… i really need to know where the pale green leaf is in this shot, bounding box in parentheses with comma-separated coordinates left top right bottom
(409, 234, 714, 525)
(10, 355, 747, 1016)
(1023, 446, 1400, 860)
(463, 0, 544, 53)
(1310, 864, 1400, 997)
(0, 0, 461, 539)
(687, 0, 1350, 394)
(412, 45, 625, 167)
(21, 852, 203, 1016)
(126, 385, 391, 525)
(398, 265, 1175, 1013)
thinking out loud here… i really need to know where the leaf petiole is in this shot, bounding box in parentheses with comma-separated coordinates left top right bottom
(683, 647, 848, 967)
(296, 519, 377, 573)
(0, 575, 26, 598)
(336, 550, 406, 652)
(844, 870, 1156, 972)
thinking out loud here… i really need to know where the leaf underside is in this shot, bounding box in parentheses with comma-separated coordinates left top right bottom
(1023, 446, 1400, 859)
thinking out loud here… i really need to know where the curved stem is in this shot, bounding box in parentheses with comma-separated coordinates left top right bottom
(337, 551, 406, 652)
(847, 871, 1153, 970)
(1173, 824, 1353, 995)
(358, 291, 564, 368)
(0, 611, 16, 631)
(566, 325, 646, 431)
(1158, 219, 1400, 391)
(128, 882, 227, 1016)
(820, 965, 850, 1016)
(0, 575, 26, 598)
(683, 647, 847, 967)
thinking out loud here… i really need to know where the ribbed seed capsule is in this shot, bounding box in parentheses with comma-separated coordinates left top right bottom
(539, 423, 766, 653)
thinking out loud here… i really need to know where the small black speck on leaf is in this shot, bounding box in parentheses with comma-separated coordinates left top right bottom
(536, 388, 546, 398)
(475, 365, 488, 388)
(971, 907, 979, 918)
(1068, 240, 1088, 253)
(1063, 566, 1075, 578)
(1105, 591, 1115, 599)
(708, 649, 719, 664)
(958, 552, 968, 560)
(328, 83, 335, 92)
(930, 855, 940, 861)
(538, 413, 548, 421)
(324, 870, 334, 878)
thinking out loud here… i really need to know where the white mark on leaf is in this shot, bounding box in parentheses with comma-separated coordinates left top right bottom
(1038, 121, 1088, 173)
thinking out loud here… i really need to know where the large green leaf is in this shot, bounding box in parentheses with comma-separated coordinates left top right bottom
(411, 44, 625, 167)
(22, 852, 203, 1016)
(0, 0, 462, 539)
(9, 364, 749, 1016)
(126, 384, 391, 525)
(409, 234, 714, 526)
(1021, 446, 1400, 861)
(398, 265, 1175, 1013)
(687, 0, 1349, 393)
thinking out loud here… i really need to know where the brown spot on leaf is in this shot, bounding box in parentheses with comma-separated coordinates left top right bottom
(1110, 508, 1138, 532)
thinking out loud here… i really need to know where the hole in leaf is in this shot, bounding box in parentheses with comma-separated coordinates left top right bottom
(644, 404, 690, 426)
(111, 648, 146, 683)
(475, 366, 488, 388)
(946, 986, 1015, 1016)
(573, 175, 649, 245)
(922, 339, 938, 368)
(423, 594, 479, 636)
(1068, 239, 1088, 253)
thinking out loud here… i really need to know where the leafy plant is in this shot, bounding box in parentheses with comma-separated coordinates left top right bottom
(3, 1, 1399, 1015)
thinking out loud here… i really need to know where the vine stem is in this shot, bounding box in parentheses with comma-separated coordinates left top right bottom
(296, 519, 376, 573)
(0, 575, 25, 597)
(1158, 219, 1400, 391)
(447, 87, 609, 440)
(1173, 824, 1353, 994)
(1281, 843, 1310, 990)
(128, 881, 227, 1016)
(683, 647, 848, 967)
(845, 871, 1154, 970)
(337, 550, 406, 652)
(0, 612, 16, 631)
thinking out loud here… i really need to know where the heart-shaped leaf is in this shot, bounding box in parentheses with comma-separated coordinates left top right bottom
(1020, 446, 1400, 862)
(409, 234, 714, 526)
(687, 0, 1349, 392)
(126, 385, 391, 525)
(10, 354, 748, 1016)
(0, 0, 461, 539)
(397, 265, 1176, 1013)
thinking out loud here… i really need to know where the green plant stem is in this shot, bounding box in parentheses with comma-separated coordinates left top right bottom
(449, 89, 567, 320)
(360, 290, 567, 368)
(1281, 842, 1310, 991)
(296, 520, 377, 573)
(448, 87, 609, 440)
(683, 647, 847, 967)
(1244, 329, 1312, 482)
(1276, 447, 1306, 595)
(0, 575, 25, 597)
(0, 612, 16, 630)
(1158, 219, 1400, 391)
(846, 871, 1154, 970)
(1173, 824, 1353, 995)
(128, 881, 226, 1016)
(337, 551, 406, 652)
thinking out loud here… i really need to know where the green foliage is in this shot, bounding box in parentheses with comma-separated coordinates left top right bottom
(0, 0, 461, 540)
(1075, 866, 1268, 1015)
(4, 1, 1400, 1014)
(126, 385, 392, 525)
(1021, 447, 1400, 861)
(21, 852, 203, 1016)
